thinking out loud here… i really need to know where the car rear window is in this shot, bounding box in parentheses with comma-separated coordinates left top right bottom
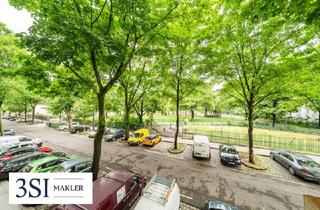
(298, 160, 320, 168)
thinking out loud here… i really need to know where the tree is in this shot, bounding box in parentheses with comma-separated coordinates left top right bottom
(208, 2, 311, 163)
(119, 57, 157, 140)
(0, 23, 23, 135)
(160, 17, 206, 149)
(12, 0, 180, 180)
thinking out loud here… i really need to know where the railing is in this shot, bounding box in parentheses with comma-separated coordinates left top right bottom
(152, 123, 320, 154)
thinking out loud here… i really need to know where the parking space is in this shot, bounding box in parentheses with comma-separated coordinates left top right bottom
(111, 139, 317, 185)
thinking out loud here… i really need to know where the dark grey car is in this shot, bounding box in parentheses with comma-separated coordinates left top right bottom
(104, 129, 125, 141)
(270, 151, 320, 183)
(219, 145, 241, 166)
(51, 157, 92, 172)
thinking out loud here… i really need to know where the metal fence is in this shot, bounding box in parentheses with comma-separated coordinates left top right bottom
(152, 123, 320, 154)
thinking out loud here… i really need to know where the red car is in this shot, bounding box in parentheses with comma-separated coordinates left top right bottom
(56, 170, 147, 210)
(38, 146, 53, 153)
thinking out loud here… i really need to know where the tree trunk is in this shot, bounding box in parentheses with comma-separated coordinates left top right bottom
(24, 102, 27, 122)
(191, 109, 194, 122)
(65, 108, 72, 131)
(59, 111, 62, 123)
(318, 111, 320, 129)
(174, 84, 180, 150)
(92, 92, 106, 181)
(92, 111, 95, 130)
(204, 108, 208, 117)
(124, 107, 130, 140)
(31, 106, 35, 124)
(124, 88, 130, 140)
(247, 100, 255, 164)
(272, 113, 276, 128)
(0, 101, 3, 136)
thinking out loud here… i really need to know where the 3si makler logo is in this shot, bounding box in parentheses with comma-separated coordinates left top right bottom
(9, 173, 92, 204)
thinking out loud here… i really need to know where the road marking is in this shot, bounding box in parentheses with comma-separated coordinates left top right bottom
(181, 193, 193, 200)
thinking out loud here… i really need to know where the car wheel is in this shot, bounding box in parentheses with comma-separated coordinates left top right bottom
(289, 167, 295, 175)
(112, 138, 116, 141)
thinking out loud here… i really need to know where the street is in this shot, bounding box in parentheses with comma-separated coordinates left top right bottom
(3, 121, 320, 210)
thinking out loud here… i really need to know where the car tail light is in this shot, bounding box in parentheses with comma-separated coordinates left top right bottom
(299, 168, 310, 174)
(3, 154, 13, 159)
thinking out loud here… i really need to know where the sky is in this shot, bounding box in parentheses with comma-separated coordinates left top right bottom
(0, 0, 33, 33)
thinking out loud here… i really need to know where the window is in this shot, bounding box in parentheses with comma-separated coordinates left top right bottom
(19, 137, 31, 142)
(282, 154, 293, 162)
(76, 161, 92, 172)
(128, 176, 139, 192)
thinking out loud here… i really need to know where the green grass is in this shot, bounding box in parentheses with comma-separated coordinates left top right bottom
(180, 126, 320, 154)
(153, 114, 320, 154)
(153, 113, 320, 135)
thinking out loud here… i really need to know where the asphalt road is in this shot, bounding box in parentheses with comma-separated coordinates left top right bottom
(4, 122, 320, 210)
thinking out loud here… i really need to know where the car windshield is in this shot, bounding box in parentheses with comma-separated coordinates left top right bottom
(22, 165, 33, 172)
(222, 147, 237, 154)
(133, 133, 143, 138)
(297, 159, 320, 168)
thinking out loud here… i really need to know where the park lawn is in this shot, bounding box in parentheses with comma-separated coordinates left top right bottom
(179, 125, 320, 154)
(183, 125, 320, 140)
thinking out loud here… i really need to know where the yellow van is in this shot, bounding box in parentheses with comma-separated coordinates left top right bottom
(128, 128, 149, 146)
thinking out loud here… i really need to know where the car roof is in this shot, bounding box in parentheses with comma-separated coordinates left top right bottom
(28, 156, 61, 167)
(193, 135, 209, 143)
(80, 170, 135, 209)
(289, 153, 313, 161)
(0, 135, 29, 140)
(221, 144, 236, 149)
(59, 157, 92, 169)
(207, 200, 238, 210)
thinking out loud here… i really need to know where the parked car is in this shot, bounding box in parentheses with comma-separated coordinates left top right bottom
(58, 122, 80, 131)
(0, 135, 42, 148)
(3, 129, 15, 136)
(270, 151, 320, 182)
(7, 117, 16, 121)
(219, 144, 241, 166)
(104, 129, 125, 141)
(0, 146, 37, 162)
(88, 128, 109, 138)
(0, 142, 38, 153)
(56, 170, 147, 210)
(192, 135, 211, 159)
(21, 154, 77, 173)
(70, 125, 91, 134)
(0, 152, 49, 180)
(204, 200, 239, 210)
(50, 157, 92, 172)
(127, 128, 149, 146)
(143, 134, 161, 146)
(133, 174, 180, 210)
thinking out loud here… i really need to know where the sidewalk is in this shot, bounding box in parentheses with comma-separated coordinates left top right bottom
(161, 136, 320, 163)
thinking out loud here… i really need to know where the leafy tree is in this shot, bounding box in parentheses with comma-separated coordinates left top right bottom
(119, 57, 158, 139)
(207, 2, 311, 163)
(0, 23, 23, 135)
(160, 18, 207, 149)
(12, 0, 180, 180)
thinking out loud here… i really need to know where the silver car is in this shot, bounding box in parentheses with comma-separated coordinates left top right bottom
(270, 151, 320, 183)
(51, 157, 92, 172)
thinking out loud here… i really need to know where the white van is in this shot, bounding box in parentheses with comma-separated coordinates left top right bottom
(193, 135, 211, 159)
(133, 174, 180, 210)
(0, 135, 42, 148)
